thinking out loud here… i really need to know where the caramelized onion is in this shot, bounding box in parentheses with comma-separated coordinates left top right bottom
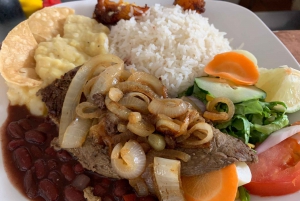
(61, 117, 92, 148)
(127, 119, 155, 137)
(156, 119, 181, 136)
(126, 92, 151, 104)
(76, 102, 102, 119)
(148, 98, 188, 118)
(111, 140, 146, 179)
(203, 111, 229, 121)
(178, 122, 213, 147)
(90, 61, 124, 95)
(128, 72, 168, 98)
(116, 81, 159, 100)
(119, 96, 149, 114)
(108, 87, 123, 102)
(204, 97, 235, 122)
(59, 54, 120, 145)
(105, 95, 131, 120)
(83, 75, 98, 100)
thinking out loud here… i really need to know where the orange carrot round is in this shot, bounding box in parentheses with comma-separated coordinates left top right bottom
(181, 164, 238, 201)
(204, 51, 259, 85)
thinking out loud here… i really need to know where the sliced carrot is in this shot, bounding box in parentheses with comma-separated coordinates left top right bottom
(204, 52, 259, 85)
(181, 164, 238, 201)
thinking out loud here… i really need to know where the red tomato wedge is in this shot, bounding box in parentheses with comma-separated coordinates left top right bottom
(245, 137, 300, 196)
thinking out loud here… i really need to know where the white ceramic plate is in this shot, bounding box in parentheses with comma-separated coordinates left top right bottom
(0, 0, 300, 200)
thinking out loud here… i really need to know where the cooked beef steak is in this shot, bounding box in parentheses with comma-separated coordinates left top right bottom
(179, 128, 257, 176)
(39, 67, 258, 177)
(52, 137, 120, 179)
(37, 66, 80, 124)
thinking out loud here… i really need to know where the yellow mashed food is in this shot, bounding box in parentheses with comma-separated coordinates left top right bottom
(6, 14, 110, 116)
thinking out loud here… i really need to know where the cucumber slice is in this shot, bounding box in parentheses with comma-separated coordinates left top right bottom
(194, 77, 266, 103)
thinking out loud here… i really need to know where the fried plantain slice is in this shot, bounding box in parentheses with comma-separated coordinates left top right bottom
(173, 0, 206, 13)
(93, 0, 149, 25)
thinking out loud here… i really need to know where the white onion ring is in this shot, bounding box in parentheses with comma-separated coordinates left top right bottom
(105, 95, 132, 120)
(76, 102, 102, 119)
(61, 117, 92, 148)
(116, 81, 159, 100)
(127, 72, 168, 98)
(256, 125, 300, 154)
(148, 98, 188, 118)
(178, 122, 213, 147)
(59, 54, 121, 146)
(90, 61, 124, 96)
(111, 140, 146, 179)
(119, 96, 149, 114)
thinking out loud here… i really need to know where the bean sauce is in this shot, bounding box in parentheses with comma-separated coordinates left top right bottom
(1, 106, 158, 201)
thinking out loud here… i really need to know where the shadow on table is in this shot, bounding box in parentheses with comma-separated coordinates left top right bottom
(255, 10, 300, 31)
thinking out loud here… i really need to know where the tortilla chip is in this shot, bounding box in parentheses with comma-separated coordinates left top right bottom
(0, 20, 42, 87)
(28, 7, 75, 43)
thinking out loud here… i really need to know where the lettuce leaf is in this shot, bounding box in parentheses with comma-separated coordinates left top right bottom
(181, 83, 290, 144)
(216, 99, 289, 144)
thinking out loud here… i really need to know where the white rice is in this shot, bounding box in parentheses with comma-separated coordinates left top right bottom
(109, 4, 232, 97)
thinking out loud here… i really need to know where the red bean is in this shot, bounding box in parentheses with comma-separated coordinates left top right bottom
(47, 159, 58, 170)
(57, 150, 73, 162)
(93, 183, 107, 197)
(36, 122, 53, 133)
(103, 195, 115, 201)
(30, 145, 43, 158)
(34, 159, 47, 179)
(45, 147, 56, 157)
(114, 179, 132, 197)
(72, 174, 90, 191)
(48, 171, 61, 186)
(8, 121, 25, 138)
(13, 147, 32, 171)
(25, 130, 46, 145)
(101, 178, 112, 188)
(64, 185, 85, 201)
(24, 169, 38, 199)
(73, 163, 84, 174)
(8, 139, 25, 151)
(39, 179, 59, 201)
(61, 163, 76, 181)
(18, 119, 32, 130)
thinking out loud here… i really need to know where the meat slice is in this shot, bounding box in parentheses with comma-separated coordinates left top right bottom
(52, 137, 120, 179)
(178, 128, 258, 176)
(37, 66, 80, 124)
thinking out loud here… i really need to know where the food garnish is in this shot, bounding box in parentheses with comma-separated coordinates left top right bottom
(173, 0, 205, 13)
(245, 135, 300, 196)
(93, 0, 149, 25)
(256, 66, 300, 113)
(204, 51, 259, 85)
(181, 164, 238, 201)
(183, 73, 289, 144)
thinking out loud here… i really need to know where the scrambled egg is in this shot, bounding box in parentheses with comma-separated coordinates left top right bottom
(7, 14, 109, 116)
